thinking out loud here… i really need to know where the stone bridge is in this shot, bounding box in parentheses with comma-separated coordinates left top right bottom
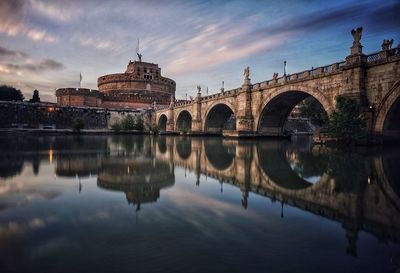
(153, 30, 400, 140)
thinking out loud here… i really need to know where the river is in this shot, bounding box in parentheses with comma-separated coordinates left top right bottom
(0, 135, 399, 273)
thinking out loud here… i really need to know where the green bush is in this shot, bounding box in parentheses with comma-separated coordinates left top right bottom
(327, 96, 366, 143)
(121, 114, 135, 130)
(73, 118, 84, 133)
(111, 122, 122, 131)
(111, 115, 145, 132)
(133, 116, 144, 131)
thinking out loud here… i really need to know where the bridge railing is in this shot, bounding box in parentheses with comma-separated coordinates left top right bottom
(366, 48, 400, 64)
(367, 52, 381, 63)
(256, 60, 346, 88)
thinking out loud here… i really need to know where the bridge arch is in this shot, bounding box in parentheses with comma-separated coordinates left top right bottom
(158, 114, 168, 131)
(176, 137, 192, 160)
(204, 138, 236, 172)
(255, 142, 315, 190)
(176, 110, 192, 132)
(374, 80, 400, 141)
(256, 88, 332, 134)
(204, 102, 236, 133)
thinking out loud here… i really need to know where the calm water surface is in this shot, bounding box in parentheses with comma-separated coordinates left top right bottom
(0, 135, 399, 273)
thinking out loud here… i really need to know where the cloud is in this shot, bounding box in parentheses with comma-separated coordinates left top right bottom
(0, 58, 64, 75)
(0, 46, 28, 60)
(79, 37, 121, 52)
(256, 1, 400, 37)
(0, 0, 26, 36)
(28, 0, 81, 23)
(0, 0, 58, 43)
(26, 29, 57, 43)
(165, 22, 291, 75)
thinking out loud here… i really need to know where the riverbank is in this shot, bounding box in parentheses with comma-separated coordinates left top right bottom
(0, 128, 148, 136)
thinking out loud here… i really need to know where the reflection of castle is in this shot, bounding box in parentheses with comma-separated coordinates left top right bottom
(56, 59, 175, 109)
(97, 158, 174, 210)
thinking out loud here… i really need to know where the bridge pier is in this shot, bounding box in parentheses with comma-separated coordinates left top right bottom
(235, 75, 255, 137)
(166, 99, 175, 133)
(191, 91, 203, 134)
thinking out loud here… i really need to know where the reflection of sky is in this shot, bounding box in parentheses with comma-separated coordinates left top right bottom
(1, 138, 400, 272)
(289, 162, 321, 184)
(1, 165, 398, 273)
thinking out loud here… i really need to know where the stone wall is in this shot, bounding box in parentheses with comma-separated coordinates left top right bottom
(56, 88, 102, 107)
(0, 101, 143, 129)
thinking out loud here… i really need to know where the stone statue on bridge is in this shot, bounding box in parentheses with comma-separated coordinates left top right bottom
(243, 66, 250, 80)
(273, 72, 278, 80)
(351, 27, 363, 46)
(381, 39, 394, 50)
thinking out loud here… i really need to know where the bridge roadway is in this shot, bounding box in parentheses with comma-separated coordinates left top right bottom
(154, 29, 400, 140)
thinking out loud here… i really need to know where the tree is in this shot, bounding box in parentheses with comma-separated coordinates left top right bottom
(327, 96, 366, 143)
(0, 85, 24, 101)
(298, 97, 328, 126)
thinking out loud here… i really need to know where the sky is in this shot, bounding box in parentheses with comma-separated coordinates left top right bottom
(0, 0, 399, 102)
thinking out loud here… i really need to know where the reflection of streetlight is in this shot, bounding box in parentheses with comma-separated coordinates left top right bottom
(48, 145, 53, 164)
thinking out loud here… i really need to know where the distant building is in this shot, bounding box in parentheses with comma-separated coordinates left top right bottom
(29, 89, 40, 103)
(56, 59, 176, 109)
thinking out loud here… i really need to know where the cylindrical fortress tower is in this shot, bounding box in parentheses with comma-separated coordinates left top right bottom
(56, 59, 176, 109)
(97, 60, 175, 107)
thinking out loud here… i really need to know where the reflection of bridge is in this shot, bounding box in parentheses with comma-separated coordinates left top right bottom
(154, 30, 400, 140)
(155, 136, 400, 256)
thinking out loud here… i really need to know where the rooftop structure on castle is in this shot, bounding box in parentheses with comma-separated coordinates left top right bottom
(56, 56, 176, 109)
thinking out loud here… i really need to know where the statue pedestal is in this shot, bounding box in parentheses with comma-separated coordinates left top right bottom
(345, 53, 367, 66)
(351, 44, 363, 55)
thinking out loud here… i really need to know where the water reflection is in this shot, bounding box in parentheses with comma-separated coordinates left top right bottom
(97, 157, 174, 211)
(0, 135, 399, 271)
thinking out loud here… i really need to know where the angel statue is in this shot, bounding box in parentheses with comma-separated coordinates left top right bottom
(351, 27, 363, 45)
(243, 66, 250, 79)
(137, 52, 142, 62)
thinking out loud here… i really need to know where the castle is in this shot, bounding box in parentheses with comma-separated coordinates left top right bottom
(56, 58, 176, 109)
